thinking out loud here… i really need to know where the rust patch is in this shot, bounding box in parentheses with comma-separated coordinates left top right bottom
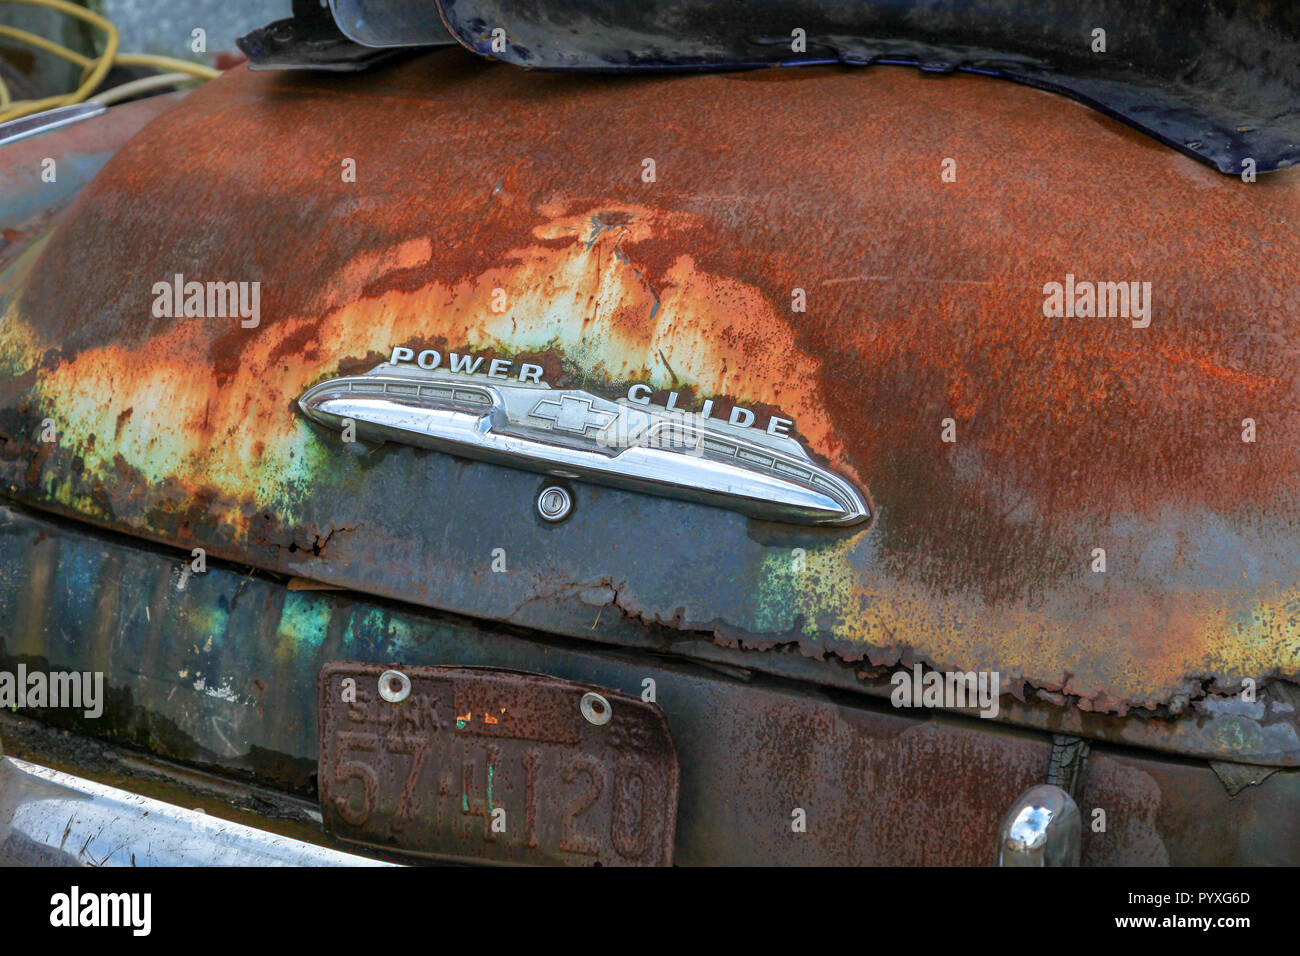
(0, 52, 1297, 736)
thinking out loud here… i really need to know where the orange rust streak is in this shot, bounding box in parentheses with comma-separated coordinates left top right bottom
(34, 200, 862, 515)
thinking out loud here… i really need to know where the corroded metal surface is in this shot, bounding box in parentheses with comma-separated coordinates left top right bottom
(2, 503, 1293, 864)
(318, 662, 679, 865)
(0, 93, 186, 267)
(1079, 748, 1300, 865)
(0, 52, 1298, 760)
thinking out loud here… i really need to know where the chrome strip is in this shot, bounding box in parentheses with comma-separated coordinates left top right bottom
(298, 365, 870, 526)
(0, 754, 394, 866)
(0, 104, 107, 148)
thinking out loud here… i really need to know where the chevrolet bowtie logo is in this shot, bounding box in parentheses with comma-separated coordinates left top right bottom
(530, 395, 617, 434)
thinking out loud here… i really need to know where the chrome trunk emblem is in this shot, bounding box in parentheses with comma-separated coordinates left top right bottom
(297, 361, 870, 526)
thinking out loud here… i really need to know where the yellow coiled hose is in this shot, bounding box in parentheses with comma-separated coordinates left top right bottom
(0, 0, 220, 122)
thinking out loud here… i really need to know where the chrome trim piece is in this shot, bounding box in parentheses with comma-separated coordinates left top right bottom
(0, 103, 106, 148)
(0, 752, 395, 866)
(996, 784, 1081, 866)
(297, 364, 871, 526)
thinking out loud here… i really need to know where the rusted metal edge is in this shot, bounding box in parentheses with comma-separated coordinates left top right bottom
(3, 502, 1299, 864)
(2, 61, 1296, 758)
(1, 498, 1294, 767)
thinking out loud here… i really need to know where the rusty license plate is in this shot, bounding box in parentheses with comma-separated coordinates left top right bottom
(318, 663, 679, 865)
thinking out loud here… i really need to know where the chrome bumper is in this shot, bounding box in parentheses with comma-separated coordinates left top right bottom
(0, 750, 394, 866)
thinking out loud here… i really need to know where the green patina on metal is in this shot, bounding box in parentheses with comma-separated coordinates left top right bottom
(276, 592, 332, 660)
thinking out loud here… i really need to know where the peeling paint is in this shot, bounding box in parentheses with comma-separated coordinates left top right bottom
(0, 53, 1297, 755)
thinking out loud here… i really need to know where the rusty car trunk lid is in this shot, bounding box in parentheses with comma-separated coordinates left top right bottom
(1, 50, 1297, 764)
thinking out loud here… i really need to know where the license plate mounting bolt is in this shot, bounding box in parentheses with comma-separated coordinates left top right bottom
(580, 691, 612, 725)
(378, 669, 411, 703)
